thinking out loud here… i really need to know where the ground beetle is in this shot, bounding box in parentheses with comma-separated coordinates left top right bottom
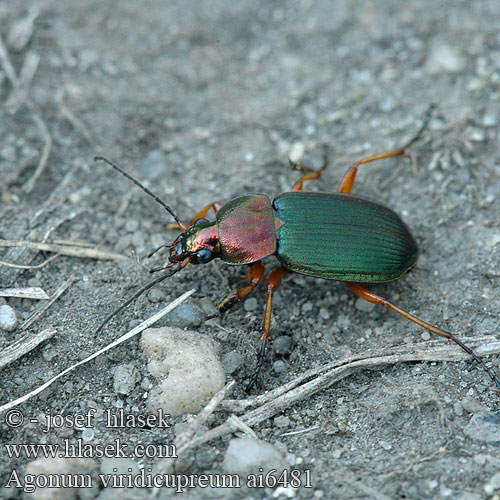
(95, 109, 500, 393)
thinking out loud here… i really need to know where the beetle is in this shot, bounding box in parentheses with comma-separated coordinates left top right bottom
(94, 109, 500, 393)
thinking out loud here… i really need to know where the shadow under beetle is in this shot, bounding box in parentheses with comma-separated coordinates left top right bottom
(95, 109, 500, 393)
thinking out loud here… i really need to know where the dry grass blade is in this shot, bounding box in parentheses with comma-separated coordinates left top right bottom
(0, 239, 126, 261)
(0, 328, 57, 371)
(0, 287, 49, 299)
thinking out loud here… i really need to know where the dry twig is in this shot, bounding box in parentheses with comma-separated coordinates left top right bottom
(0, 328, 57, 371)
(162, 336, 500, 466)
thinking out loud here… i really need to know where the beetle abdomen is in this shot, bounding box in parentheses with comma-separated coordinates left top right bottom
(274, 191, 418, 282)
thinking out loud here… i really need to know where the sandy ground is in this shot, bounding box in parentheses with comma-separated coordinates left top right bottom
(1, 1, 500, 499)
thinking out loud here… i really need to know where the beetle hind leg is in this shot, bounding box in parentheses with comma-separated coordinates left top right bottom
(346, 282, 500, 390)
(245, 266, 287, 393)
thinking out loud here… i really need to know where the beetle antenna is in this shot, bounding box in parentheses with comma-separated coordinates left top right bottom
(93, 264, 183, 338)
(94, 156, 184, 228)
(148, 243, 170, 259)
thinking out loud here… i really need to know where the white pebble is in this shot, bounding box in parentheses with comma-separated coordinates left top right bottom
(222, 437, 288, 475)
(24, 457, 98, 500)
(141, 327, 225, 416)
(0, 304, 18, 331)
(426, 44, 466, 74)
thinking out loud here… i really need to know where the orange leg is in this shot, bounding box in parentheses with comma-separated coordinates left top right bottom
(167, 201, 222, 230)
(346, 283, 500, 389)
(338, 105, 434, 194)
(217, 261, 266, 314)
(338, 149, 407, 194)
(245, 266, 288, 393)
(292, 145, 329, 191)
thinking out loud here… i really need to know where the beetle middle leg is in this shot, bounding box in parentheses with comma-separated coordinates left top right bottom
(346, 282, 500, 389)
(291, 144, 329, 191)
(245, 265, 288, 393)
(338, 106, 434, 194)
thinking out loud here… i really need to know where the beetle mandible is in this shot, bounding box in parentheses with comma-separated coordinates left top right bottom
(95, 109, 500, 393)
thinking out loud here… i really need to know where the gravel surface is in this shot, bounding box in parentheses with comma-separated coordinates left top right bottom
(1, 2, 500, 499)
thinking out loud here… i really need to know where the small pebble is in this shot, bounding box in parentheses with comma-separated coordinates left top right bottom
(426, 44, 466, 74)
(222, 437, 288, 475)
(461, 396, 486, 413)
(164, 302, 204, 328)
(380, 440, 392, 451)
(25, 457, 98, 500)
(141, 327, 225, 416)
(421, 331, 431, 341)
(243, 297, 258, 312)
(81, 428, 94, 442)
(463, 412, 500, 443)
(319, 307, 330, 320)
(0, 305, 18, 332)
(113, 363, 140, 395)
(355, 298, 375, 313)
(337, 314, 351, 329)
(273, 360, 287, 374)
(453, 402, 464, 417)
(487, 472, 500, 492)
(147, 288, 166, 303)
(222, 350, 243, 374)
(195, 449, 216, 469)
(302, 302, 313, 313)
(273, 335, 292, 355)
(274, 415, 290, 428)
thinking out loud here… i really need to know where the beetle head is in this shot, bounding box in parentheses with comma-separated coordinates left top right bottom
(169, 218, 220, 266)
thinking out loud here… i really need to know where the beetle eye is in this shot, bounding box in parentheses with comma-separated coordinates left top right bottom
(193, 218, 209, 226)
(195, 248, 214, 264)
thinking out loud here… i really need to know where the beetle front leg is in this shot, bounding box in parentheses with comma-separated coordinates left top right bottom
(166, 201, 223, 229)
(216, 261, 266, 315)
(245, 266, 288, 393)
(346, 282, 500, 389)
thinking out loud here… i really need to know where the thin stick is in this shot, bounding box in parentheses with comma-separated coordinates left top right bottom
(223, 336, 500, 414)
(0, 328, 57, 371)
(0, 239, 126, 261)
(151, 380, 237, 491)
(0, 287, 49, 300)
(0, 254, 60, 270)
(0, 289, 195, 413)
(170, 337, 500, 458)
